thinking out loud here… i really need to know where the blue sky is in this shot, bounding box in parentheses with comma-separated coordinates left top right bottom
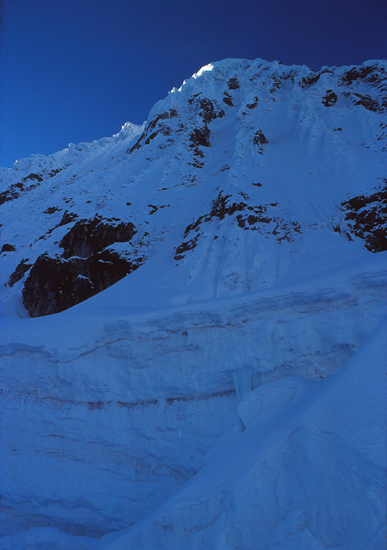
(1, 0, 386, 167)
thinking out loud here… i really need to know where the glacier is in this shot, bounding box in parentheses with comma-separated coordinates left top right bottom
(0, 57, 386, 549)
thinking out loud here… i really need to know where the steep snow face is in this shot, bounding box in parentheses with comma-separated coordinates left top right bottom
(0, 58, 386, 316)
(0, 58, 386, 547)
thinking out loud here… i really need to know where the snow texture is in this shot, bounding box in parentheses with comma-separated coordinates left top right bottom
(0, 57, 386, 549)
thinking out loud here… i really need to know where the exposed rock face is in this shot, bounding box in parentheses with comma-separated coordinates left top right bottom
(23, 250, 143, 317)
(197, 98, 225, 123)
(60, 215, 136, 258)
(253, 129, 268, 153)
(22, 215, 141, 317)
(174, 192, 301, 260)
(127, 110, 177, 154)
(189, 126, 211, 148)
(1, 243, 16, 254)
(0, 180, 39, 205)
(341, 182, 387, 252)
(339, 64, 386, 88)
(8, 258, 32, 287)
(322, 90, 338, 106)
(0, 170, 62, 205)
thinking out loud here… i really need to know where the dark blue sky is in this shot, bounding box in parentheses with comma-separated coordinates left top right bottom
(1, 0, 386, 167)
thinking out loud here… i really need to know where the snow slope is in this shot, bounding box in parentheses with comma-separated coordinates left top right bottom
(1, 58, 386, 315)
(95, 317, 387, 550)
(0, 58, 386, 548)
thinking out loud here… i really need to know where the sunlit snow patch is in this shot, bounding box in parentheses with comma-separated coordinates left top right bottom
(193, 63, 214, 78)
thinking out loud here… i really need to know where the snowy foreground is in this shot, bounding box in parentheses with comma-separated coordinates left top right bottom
(0, 57, 386, 548)
(1, 305, 386, 550)
(91, 312, 387, 550)
(1, 256, 386, 549)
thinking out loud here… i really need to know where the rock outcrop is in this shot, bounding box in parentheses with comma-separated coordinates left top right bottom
(22, 216, 141, 317)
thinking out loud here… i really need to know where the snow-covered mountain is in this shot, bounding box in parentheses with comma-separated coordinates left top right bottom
(0, 58, 386, 549)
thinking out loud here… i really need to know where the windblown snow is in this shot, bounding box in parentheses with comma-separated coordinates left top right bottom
(0, 57, 386, 549)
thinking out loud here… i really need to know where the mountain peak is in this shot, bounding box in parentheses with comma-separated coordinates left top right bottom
(1, 57, 386, 317)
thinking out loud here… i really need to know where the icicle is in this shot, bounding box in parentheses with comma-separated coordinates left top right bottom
(233, 367, 260, 401)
